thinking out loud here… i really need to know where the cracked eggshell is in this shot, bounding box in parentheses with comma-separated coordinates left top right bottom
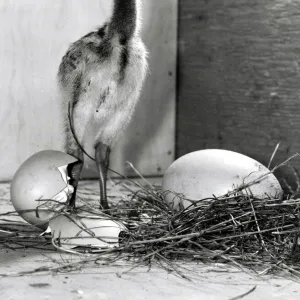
(162, 149, 283, 211)
(10, 150, 77, 229)
(49, 214, 127, 249)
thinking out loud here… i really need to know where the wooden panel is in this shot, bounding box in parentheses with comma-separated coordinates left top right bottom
(0, 0, 177, 181)
(177, 0, 300, 186)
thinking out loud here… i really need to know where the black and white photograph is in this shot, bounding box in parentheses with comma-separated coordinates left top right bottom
(1, 0, 300, 299)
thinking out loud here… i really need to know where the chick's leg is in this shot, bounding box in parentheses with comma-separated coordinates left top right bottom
(65, 125, 84, 208)
(95, 142, 111, 210)
(67, 154, 83, 207)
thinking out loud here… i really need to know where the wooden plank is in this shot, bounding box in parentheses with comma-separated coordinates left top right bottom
(0, 0, 177, 181)
(177, 0, 300, 187)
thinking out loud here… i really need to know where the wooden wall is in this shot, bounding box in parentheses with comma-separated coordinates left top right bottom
(0, 0, 177, 181)
(177, 0, 300, 187)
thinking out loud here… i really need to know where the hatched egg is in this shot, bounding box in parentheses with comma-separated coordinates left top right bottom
(162, 149, 283, 211)
(10, 150, 77, 229)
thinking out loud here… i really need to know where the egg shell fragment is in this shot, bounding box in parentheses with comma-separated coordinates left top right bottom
(49, 214, 127, 249)
(162, 149, 283, 211)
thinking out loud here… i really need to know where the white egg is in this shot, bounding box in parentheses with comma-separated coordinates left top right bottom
(162, 149, 283, 211)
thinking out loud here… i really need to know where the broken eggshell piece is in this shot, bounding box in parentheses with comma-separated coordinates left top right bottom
(49, 215, 127, 249)
(37, 165, 74, 219)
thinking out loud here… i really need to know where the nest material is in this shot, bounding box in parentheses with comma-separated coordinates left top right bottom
(1, 157, 300, 279)
(106, 186, 300, 275)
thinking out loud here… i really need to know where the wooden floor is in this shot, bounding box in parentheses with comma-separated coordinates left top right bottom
(1, 179, 300, 300)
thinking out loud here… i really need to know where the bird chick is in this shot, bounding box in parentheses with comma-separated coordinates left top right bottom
(57, 0, 148, 210)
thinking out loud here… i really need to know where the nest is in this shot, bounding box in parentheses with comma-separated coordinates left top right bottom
(1, 155, 300, 280)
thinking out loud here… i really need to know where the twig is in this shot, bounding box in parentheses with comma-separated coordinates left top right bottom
(249, 197, 269, 255)
(228, 286, 257, 300)
(268, 142, 280, 169)
(126, 161, 155, 190)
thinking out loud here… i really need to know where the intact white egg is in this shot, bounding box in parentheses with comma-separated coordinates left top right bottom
(162, 149, 283, 211)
